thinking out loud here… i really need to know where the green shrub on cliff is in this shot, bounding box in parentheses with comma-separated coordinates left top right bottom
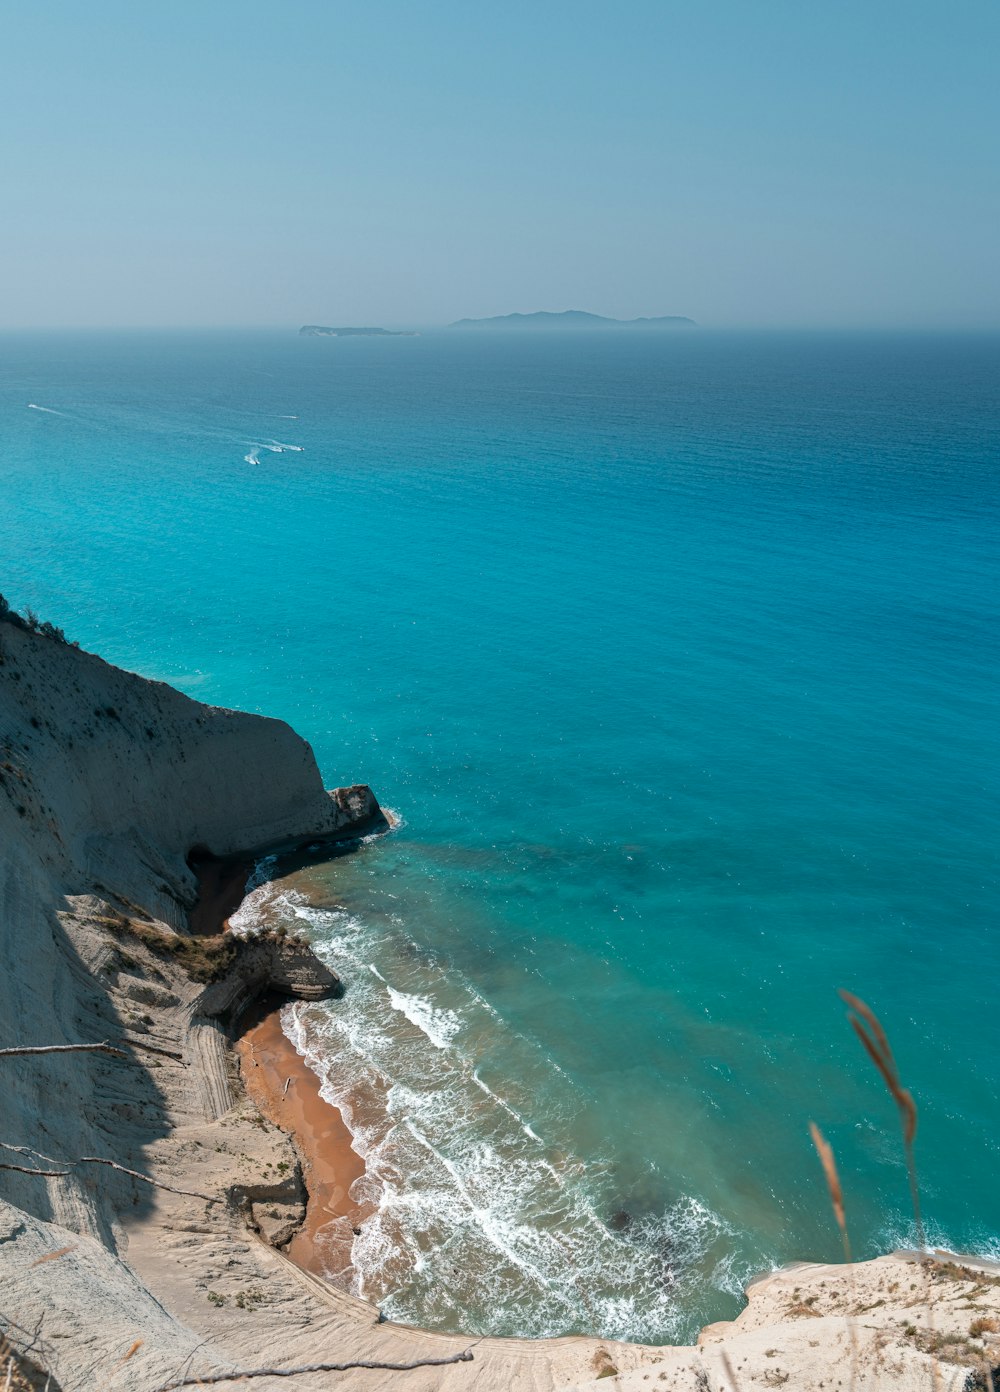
(0, 593, 71, 644)
(99, 911, 239, 983)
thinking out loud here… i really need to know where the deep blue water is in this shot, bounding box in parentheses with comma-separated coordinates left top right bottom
(2, 328, 998, 1341)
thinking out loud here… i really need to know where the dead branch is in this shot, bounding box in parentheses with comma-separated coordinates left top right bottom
(0, 1308, 53, 1374)
(0, 1143, 217, 1203)
(78, 1156, 217, 1203)
(163, 1339, 209, 1390)
(0, 1163, 70, 1178)
(0, 1042, 127, 1060)
(153, 1348, 475, 1389)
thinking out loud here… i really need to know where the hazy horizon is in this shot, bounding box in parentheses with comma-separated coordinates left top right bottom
(3, 321, 1000, 336)
(2, 1, 998, 331)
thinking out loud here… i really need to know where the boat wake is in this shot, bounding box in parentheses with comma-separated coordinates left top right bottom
(243, 438, 304, 465)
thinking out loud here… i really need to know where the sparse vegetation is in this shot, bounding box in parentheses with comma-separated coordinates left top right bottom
(592, 1348, 619, 1380)
(98, 910, 240, 983)
(805, 993, 1000, 1386)
(0, 1334, 57, 1391)
(0, 593, 72, 644)
(96, 907, 313, 984)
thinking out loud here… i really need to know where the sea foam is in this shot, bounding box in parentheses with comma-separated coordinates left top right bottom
(235, 867, 745, 1342)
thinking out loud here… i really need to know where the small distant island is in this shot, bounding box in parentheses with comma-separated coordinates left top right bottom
(449, 310, 696, 331)
(299, 325, 418, 337)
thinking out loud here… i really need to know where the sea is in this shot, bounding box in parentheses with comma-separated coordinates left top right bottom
(2, 327, 998, 1343)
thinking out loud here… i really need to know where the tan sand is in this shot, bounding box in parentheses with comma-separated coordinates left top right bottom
(237, 995, 373, 1282)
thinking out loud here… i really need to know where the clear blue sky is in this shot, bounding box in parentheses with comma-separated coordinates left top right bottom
(2, 0, 997, 328)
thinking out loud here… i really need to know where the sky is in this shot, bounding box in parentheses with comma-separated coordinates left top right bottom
(1, 0, 997, 330)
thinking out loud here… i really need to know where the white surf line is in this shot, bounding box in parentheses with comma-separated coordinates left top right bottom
(386, 986, 461, 1051)
(400, 1117, 580, 1311)
(471, 1070, 543, 1143)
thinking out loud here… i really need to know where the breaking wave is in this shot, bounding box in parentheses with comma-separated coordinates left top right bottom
(233, 865, 752, 1342)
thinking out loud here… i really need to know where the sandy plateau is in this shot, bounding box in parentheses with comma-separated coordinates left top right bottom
(1, 618, 998, 1390)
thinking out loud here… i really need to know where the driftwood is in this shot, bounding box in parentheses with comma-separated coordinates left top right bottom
(0, 1041, 214, 1200)
(0, 1161, 70, 1178)
(0, 1142, 216, 1203)
(0, 1042, 127, 1060)
(153, 1348, 475, 1390)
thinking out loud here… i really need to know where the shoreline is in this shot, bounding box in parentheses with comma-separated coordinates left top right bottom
(189, 856, 379, 1291)
(236, 992, 374, 1285)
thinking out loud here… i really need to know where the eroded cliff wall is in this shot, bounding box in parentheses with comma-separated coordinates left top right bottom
(0, 621, 382, 1387)
(0, 622, 381, 927)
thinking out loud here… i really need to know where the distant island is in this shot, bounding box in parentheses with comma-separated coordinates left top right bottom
(449, 310, 696, 331)
(299, 325, 418, 337)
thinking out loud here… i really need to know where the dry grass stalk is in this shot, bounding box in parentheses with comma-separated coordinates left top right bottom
(29, 1247, 75, 1268)
(0, 1339, 43, 1392)
(808, 1121, 858, 1391)
(839, 990, 923, 1249)
(718, 1348, 742, 1390)
(809, 1122, 850, 1264)
(839, 989, 941, 1390)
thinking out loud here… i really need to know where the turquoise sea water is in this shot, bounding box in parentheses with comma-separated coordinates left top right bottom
(2, 328, 998, 1341)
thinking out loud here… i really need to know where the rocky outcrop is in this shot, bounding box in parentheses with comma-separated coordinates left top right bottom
(190, 936, 341, 1123)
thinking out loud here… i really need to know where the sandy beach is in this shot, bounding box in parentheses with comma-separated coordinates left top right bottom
(236, 994, 373, 1283)
(194, 852, 376, 1288)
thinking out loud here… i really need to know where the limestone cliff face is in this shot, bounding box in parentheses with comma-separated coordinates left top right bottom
(0, 622, 383, 926)
(0, 621, 384, 1386)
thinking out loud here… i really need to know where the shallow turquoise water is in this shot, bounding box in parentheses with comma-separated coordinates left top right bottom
(2, 329, 998, 1340)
